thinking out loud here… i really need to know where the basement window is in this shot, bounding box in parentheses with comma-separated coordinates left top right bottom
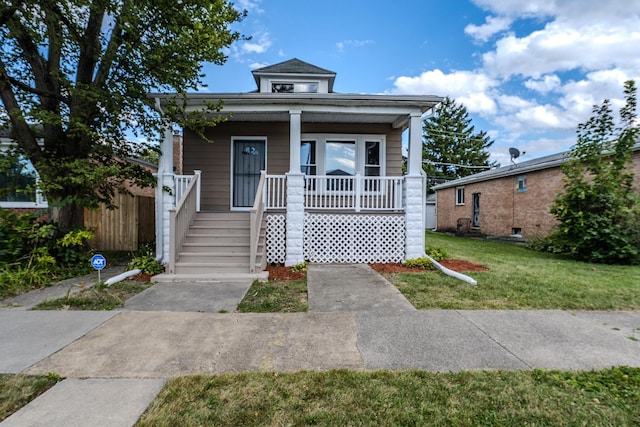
(512, 228, 522, 237)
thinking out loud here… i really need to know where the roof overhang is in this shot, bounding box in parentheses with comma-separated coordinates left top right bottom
(152, 92, 443, 130)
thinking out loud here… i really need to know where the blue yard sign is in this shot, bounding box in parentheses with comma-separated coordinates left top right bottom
(91, 254, 106, 270)
(91, 254, 107, 283)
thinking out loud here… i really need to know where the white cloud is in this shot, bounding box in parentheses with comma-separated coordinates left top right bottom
(464, 16, 512, 42)
(234, 0, 264, 14)
(249, 61, 268, 70)
(524, 75, 561, 94)
(483, 23, 640, 79)
(391, 69, 499, 115)
(240, 32, 272, 54)
(336, 39, 375, 52)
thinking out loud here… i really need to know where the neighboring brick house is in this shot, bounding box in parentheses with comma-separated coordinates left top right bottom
(432, 144, 640, 239)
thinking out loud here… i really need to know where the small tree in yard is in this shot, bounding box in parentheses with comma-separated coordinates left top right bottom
(0, 0, 244, 229)
(549, 80, 640, 265)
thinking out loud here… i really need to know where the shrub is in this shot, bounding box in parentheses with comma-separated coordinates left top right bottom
(127, 245, 164, 274)
(425, 246, 448, 261)
(403, 257, 435, 270)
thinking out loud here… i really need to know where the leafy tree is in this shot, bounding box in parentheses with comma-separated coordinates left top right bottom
(0, 0, 244, 228)
(422, 97, 496, 191)
(549, 80, 640, 265)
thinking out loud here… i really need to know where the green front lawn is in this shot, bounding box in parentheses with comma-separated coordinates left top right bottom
(0, 374, 62, 422)
(137, 367, 640, 426)
(390, 232, 640, 310)
(33, 281, 153, 310)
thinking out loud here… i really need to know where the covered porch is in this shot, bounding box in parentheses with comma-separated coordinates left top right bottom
(154, 93, 440, 276)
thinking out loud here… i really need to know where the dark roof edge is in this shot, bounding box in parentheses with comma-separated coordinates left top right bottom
(432, 143, 640, 190)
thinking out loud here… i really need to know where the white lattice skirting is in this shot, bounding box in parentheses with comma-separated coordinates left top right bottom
(266, 213, 406, 264)
(304, 213, 405, 263)
(265, 214, 287, 264)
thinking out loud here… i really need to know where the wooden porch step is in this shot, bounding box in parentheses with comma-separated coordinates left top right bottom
(181, 242, 250, 253)
(177, 252, 253, 263)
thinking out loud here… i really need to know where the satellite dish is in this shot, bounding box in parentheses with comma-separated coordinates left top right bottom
(509, 147, 525, 167)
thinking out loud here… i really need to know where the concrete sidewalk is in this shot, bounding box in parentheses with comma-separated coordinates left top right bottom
(1, 264, 639, 426)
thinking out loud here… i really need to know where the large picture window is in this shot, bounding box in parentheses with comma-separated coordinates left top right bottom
(300, 134, 385, 178)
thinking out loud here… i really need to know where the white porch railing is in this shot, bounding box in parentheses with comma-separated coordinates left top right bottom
(264, 175, 404, 211)
(250, 171, 267, 273)
(169, 172, 200, 274)
(264, 175, 287, 209)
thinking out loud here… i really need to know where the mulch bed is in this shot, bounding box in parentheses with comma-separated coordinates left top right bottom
(266, 260, 488, 281)
(266, 264, 306, 281)
(369, 260, 488, 274)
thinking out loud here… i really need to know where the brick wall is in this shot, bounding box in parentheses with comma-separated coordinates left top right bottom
(436, 150, 640, 239)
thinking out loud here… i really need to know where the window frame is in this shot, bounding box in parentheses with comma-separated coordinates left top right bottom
(516, 175, 527, 193)
(455, 186, 465, 205)
(271, 81, 319, 93)
(301, 134, 386, 178)
(0, 142, 48, 208)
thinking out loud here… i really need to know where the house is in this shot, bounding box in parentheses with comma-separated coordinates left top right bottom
(152, 58, 443, 277)
(431, 144, 640, 239)
(0, 129, 179, 251)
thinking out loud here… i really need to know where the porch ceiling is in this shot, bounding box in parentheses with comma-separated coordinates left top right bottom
(152, 92, 444, 130)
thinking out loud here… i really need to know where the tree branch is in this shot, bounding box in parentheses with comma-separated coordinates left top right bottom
(0, 58, 42, 163)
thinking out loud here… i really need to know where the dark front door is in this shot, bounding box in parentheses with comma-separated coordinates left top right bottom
(472, 193, 480, 228)
(232, 139, 266, 208)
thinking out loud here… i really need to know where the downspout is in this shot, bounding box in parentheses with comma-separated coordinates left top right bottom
(153, 97, 166, 263)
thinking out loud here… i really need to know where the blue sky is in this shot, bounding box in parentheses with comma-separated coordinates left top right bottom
(199, 0, 640, 166)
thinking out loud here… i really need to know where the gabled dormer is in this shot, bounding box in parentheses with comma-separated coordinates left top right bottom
(251, 58, 336, 94)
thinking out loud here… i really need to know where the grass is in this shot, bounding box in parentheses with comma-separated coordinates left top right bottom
(237, 279, 307, 313)
(0, 373, 62, 422)
(137, 367, 640, 426)
(33, 281, 153, 310)
(388, 232, 640, 310)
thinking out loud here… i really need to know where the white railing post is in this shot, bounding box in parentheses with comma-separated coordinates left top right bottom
(355, 173, 361, 212)
(194, 170, 201, 212)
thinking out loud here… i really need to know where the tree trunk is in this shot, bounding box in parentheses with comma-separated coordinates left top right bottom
(49, 203, 85, 229)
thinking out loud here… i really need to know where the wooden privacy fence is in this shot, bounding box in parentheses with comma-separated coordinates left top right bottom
(84, 193, 155, 251)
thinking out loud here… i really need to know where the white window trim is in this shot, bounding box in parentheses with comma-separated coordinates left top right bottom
(455, 186, 465, 205)
(0, 140, 48, 209)
(301, 133, 386, 177)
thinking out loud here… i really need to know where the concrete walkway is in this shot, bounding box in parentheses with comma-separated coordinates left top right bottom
(1, 265, 639, 426)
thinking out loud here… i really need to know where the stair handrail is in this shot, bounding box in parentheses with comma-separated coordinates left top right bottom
(169, 171, 200, 274)
(249, 170, 267, 273)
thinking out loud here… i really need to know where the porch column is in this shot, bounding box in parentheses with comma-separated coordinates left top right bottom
(285, 172, 305, 266)
(156, 125, 176, 265)
(407, 112, 423, 176)
(405, 112, 425, 259)
(404, 176, 425, 259)
(289, 110, 301, 173)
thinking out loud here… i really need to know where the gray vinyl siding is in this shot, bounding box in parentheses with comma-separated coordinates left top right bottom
(183, 122, 404, 211)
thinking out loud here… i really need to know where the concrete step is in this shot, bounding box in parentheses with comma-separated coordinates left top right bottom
(174, 262, 250, 274)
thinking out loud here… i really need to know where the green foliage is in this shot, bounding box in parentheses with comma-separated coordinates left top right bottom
(0, 0, 245, 228)
(403, 257, 435, 270)
(127, 245, 164, 274)
(425, 246, 449, 261)
(0, 210, 94, 297)
(290, 261, 308, 273)
(0, 210, 93, 267)
(423, 97, 497, 191)
(236, 278, 307, 313)
(549, 81, 640, 265)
